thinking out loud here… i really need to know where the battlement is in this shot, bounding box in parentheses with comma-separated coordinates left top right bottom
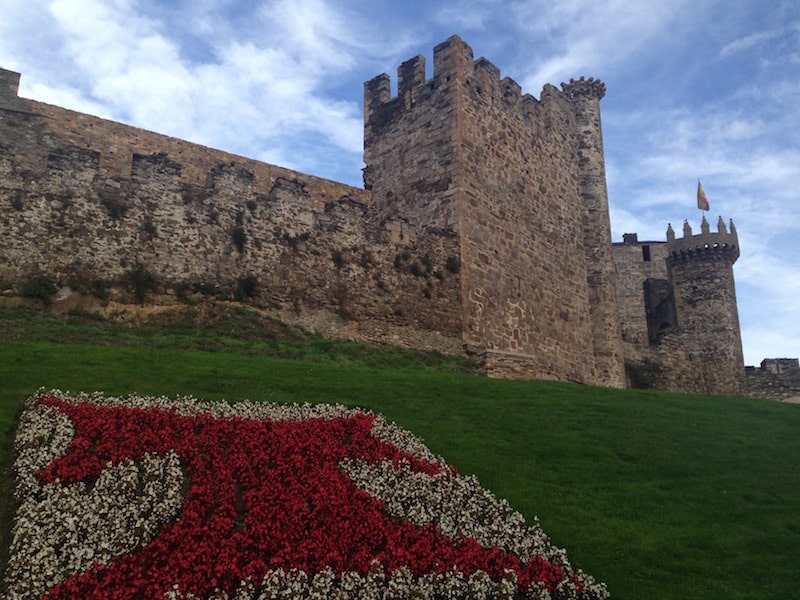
(753, 358, 800, 374)
(561, 76, 606, 100)
(364, 35, 584, 134)
(666, 216, 740, 264)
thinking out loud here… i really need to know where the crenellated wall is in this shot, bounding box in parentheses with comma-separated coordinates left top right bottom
(745, 359, 800, 402)
(2, 39, 796, 398)
(0, 67, 464, 354)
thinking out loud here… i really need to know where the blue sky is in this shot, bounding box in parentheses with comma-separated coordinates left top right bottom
(1, 0, 798, 366)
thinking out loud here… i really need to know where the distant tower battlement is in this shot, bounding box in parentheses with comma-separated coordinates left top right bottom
(0, 68, 20, 99)
(666, 216, 740, 265)
(561, 76, 606, 100)
(0, 68, 28, 112)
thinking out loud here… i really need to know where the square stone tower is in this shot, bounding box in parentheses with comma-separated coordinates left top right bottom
(364, 36, 625, 387)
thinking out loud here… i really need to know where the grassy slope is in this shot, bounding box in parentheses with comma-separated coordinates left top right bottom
(1, 307, 798, 599)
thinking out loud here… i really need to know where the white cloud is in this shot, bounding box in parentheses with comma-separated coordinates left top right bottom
(720, 26, 787, 59)
(507, 0, 698, 88)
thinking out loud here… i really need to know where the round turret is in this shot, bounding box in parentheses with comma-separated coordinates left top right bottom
(665, 216, 744, 395)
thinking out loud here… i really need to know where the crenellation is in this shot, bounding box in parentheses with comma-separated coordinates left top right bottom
(501, 77, 522, 106)
(397, 55, 426, 104)
(132, 152, 182, 179)
(745, 359, 800, 401)
(667, 215, 740, 265)
(364, 73, 391, 109)
(521, 94, 540, 119)
(432, 35, 474, 83)
(0, 68, 21, 104)
(472, 57, 501, 97)
(0, 68, 35, 116)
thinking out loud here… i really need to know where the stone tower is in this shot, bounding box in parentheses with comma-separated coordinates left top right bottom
(561, 77, 625, 387)
(664, 216, 745, 395)
(364, 35, 625, 387)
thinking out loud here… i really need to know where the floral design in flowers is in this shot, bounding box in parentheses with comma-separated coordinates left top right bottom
(6, 391, 609, 599)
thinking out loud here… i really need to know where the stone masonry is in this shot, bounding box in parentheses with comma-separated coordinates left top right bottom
(1, 36, 797, 398)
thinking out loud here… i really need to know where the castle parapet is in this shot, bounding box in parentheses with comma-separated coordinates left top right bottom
(364, 35, 578, 135)
(561, 77, 606, 100)
(666, 216, 739, 264)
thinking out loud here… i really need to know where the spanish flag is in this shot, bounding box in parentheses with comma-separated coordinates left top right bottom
(697, 180, 710, 211)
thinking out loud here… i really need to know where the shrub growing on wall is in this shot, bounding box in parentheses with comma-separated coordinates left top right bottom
(233, 275, 259, 301)
(231, 227, 247, 253)
(20, 275, 57, 306)
(127, 265, 159, 305)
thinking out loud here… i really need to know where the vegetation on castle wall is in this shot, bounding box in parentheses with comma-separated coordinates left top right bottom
(233, 275, 258, 302)
(625, 359, 665, 390)
(127, 265, 159, 305)
(331, 250, 345, 270)
(445, 256, 461, 274)
(90, 279, 112, 301)
(283, 232, 310, 251)
(100, 195, 130, 221)
(140, 216, 157, 238)
(231, 226, 247, 253)
(393, 250, 410, 270)
(9, 191, 23, 211)
(20, 275, 57, 306)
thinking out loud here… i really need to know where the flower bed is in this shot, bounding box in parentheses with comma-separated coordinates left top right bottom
(6, 391, 609, 599)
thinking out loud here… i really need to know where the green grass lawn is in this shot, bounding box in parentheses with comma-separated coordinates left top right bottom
(1, 306, 799, 598)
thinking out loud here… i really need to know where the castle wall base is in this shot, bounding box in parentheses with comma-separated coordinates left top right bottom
(476, 350, 564, 382)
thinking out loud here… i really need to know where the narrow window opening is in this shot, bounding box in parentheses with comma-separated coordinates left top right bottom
(642, 245, 651, 262)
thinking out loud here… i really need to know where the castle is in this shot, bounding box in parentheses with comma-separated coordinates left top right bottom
(1, 36, 797, 400)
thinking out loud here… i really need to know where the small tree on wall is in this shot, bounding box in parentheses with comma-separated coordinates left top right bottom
(128, 265, 159, 305)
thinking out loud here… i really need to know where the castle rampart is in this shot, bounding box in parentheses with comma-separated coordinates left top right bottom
(666, 216, 739, 262)
(666, 216, 744, 395)
(0, 66, 464, 354)
(2, 39, 797, 398)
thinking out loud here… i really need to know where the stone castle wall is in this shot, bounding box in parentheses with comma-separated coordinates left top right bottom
(612, 234, 672, 351)
(611, 220, 767, 397)
(745, 359, 800, 402)
(2, 39, 797, 398)
(0, 68, 464, 354)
